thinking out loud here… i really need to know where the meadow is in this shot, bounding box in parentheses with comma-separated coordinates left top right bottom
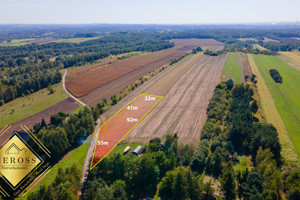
(222, 52, 243, 84)
(54, 36, 102, 43)
(0, 38, 35, 46)
(252, 54, 300, 161)
(0, 83, 68, 128)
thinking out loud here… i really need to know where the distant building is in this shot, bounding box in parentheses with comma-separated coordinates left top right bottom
(132, 146, 143, 155)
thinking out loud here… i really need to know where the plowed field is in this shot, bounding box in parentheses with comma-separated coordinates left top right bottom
(126, 54, 227, 144)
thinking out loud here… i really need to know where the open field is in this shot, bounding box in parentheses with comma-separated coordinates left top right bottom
(0, 38, 36, 46)
(222, 52, 243, 84)
(54, 36, 102, 43)
(91, 94, 162, 169)
(279, 52, 300, 70)
(201, 46, 224, 51)
(66, 46, 190, 98)
(253, 44, 268, 51)
(101, 53, 205, 122)
(66, 52, 142, 79)
(0, 83, 68, 128)
(238, 38, 258, 42)
(0, 97, 78, 144)
(170, 39, 224, 50)
(249, 54, 299, 162)
(77, 48, 194, 107)
(126, 54, 227, 145)
(263, 37, 279, 42)
(18, 136, 92, 199)
(0, 37, 102, 46)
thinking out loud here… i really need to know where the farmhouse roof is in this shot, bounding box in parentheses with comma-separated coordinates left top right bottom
(132, 146, 143, 155)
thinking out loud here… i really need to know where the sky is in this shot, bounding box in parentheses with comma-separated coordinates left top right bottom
(0, 0, 300, 24)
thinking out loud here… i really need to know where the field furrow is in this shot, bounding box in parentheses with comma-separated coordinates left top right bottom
(127, 55, 226, 144)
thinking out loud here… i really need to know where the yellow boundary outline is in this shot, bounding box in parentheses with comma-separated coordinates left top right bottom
(0, 185, 9, 197)
(0, 125, 11, 139)
(90, 93, 163, 170)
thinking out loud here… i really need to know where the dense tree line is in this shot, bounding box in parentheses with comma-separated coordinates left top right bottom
(191, 81, 298, 200)
(263, 41, 300, 52)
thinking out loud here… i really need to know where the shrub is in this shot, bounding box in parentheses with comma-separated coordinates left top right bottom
(269, 69, 282, 83)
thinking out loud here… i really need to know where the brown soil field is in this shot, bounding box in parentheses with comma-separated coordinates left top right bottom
(124, 54, 227, 145)
(0, 98, 78, 145)
(201, 46, 224, 51)
(66, 59, 117, 79)
(76, 47, 194, 106)
(241, 53, 252, 83)
(66, 46, 191, 98)
(66, 53, 142, 79)
(170, 39, 224, 47)
(91, 94, 161, 168)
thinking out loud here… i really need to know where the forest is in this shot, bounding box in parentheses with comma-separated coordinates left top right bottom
(25, 81, 300, 200)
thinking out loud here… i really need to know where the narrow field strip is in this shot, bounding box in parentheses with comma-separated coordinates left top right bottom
(222, 52, 243, 84)
(248, 54, 298, 162)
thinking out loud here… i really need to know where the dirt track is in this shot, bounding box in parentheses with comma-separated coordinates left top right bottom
(126, 55, 227, 145)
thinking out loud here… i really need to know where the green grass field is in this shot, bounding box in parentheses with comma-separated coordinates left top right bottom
(253, 55, 300, 160)
(253, 44, 268, 51)
(18, 136, 92, 199)
(0, 83, 68, 128)
(222, 52, 243, 84)
(0, 38, 36, 46)
(54, 37, 102, 43)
